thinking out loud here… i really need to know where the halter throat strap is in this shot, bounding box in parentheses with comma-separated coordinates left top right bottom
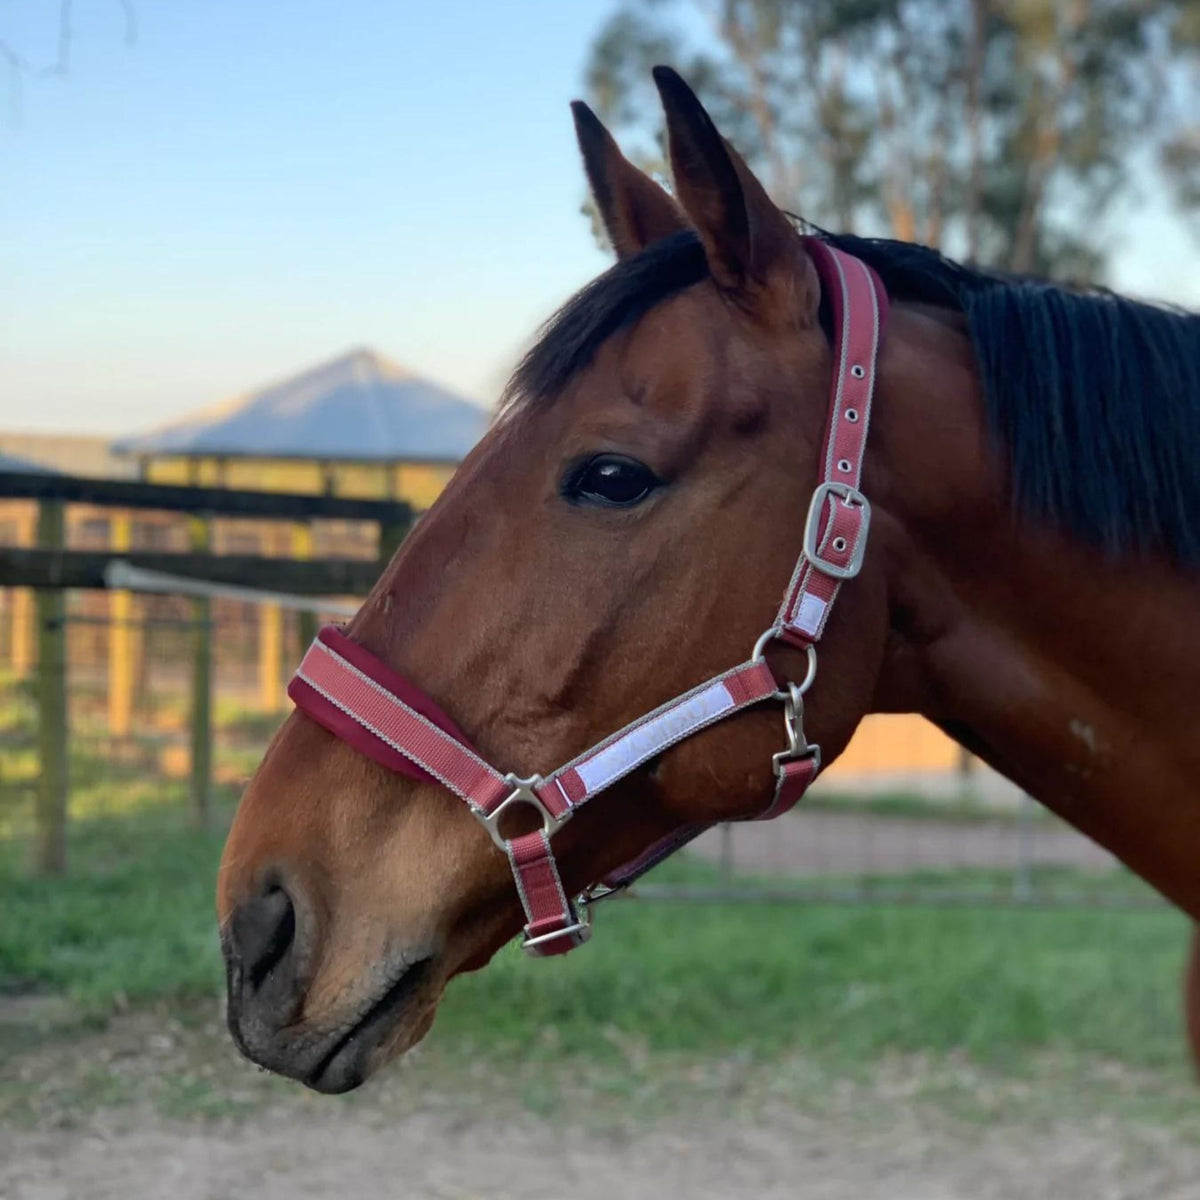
(288, 241, 888, 958)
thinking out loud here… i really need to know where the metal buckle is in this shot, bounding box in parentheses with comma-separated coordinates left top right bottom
(803, 481, 871, 580)
(520, 880, 610, 956)
(479, 773, 571, 851)
(521, 912, 592, 955)
(771, 683, 821, 776)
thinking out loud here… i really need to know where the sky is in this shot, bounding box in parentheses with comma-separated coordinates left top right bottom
(1, 0, 1198, 438)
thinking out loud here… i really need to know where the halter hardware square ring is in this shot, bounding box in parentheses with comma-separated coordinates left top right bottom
(803, 481, 871, 580)
(479, 773, 571, 851)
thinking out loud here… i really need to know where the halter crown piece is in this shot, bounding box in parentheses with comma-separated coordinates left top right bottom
(288, 241, 888, 957)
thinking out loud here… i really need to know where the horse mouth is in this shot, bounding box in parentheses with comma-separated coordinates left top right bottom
(302, 957, 433, 1094)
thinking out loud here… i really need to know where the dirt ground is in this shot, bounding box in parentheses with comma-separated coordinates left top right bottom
(5, 1091, 1200, 1200)
(3, 1013, 1200, 1200)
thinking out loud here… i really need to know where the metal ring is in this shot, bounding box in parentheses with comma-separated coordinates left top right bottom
(837, 458, 852, 473)
(751, 626, 781, 662)
(832, 536, 847, 553)
(767, 652, 819, 699)
(751, 630, 818, 697)
(850, 364, 866, 379)
(771, 646, 818, 698)
(792, 644, 818, 695)
(845, 408, 859, 423)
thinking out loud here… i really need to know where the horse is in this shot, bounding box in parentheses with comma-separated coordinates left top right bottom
(217, 67, 1200, 1094)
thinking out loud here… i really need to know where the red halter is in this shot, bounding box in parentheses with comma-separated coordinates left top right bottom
(288, 240, 888, 957)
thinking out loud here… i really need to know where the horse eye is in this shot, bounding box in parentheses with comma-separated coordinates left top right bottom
(565, 454, 660, 508)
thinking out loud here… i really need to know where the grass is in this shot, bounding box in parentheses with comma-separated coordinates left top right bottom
(0, 807, 1190, 1079)
(0, 812, 231, 1012)
(439, 898, 1188, 1071)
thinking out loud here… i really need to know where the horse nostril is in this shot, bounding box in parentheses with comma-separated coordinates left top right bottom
(229, 886, 297, 993)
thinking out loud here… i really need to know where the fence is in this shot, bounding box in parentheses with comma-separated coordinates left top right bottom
(0, 592, 364, 840)
(0, 468, 409, 874)
(641, 718, 1155, 907)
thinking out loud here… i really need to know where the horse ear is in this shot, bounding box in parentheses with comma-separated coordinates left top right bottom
(652, 66, 818, 320)
(571, 100, 688, 259)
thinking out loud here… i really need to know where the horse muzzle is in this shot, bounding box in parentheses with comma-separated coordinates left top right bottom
(221, 878, 434, 1093)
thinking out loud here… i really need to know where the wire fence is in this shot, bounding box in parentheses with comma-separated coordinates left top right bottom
(0, 589, 327, 843)
(0, 583, 1157, 907)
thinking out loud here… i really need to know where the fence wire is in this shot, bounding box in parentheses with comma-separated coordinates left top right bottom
(0, 583, 1159, 907)
(0, 588, 335, 847)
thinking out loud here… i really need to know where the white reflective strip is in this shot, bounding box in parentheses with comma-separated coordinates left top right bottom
(574, 681, 734, 796)
(796, 594, 827, 637)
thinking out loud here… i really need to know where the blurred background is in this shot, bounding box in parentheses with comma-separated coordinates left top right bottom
(1, 3, 1198, 1197)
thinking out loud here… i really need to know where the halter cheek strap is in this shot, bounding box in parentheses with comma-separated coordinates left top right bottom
(287, 240, 888, 958)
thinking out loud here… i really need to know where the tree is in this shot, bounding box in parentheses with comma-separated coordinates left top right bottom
(0, 0, 136, 126)
(585, 0, 1200, 280)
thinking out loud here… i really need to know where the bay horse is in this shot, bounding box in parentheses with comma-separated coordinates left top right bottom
(217, 68, 1200, 1093)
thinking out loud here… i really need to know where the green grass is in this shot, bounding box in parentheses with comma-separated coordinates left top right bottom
(0, 812, 230, 1012)
(437, 900, 1188, 1071)
(0, 808, 1190, 1077)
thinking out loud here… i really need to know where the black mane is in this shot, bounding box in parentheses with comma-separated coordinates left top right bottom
(506, 229, 1200, 568)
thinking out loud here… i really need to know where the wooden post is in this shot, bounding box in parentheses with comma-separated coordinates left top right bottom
(378, 509, 411, 567)
(189, 516, 212, 827)
(259, 604, 283, 710)
(108, 512, 137, 737)
(258, 525, 283, 711)
(293, 522, 316, 654)
(10, 508, 37, 675)
(957, 744, 976, 796)
(9, 586, 34, 675)
(35, 499, 67, 875)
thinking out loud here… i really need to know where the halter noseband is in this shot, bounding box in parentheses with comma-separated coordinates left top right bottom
(288, 240, 888, 957)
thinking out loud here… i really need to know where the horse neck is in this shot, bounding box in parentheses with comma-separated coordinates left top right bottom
(869, 304, 1200, 915)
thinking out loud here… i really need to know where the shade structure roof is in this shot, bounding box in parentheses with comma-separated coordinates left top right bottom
(0, 451, 53, 473)
(113, 348, 489, 463)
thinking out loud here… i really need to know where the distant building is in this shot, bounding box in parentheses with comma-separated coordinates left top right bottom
(0, 451, 51, 473)
(113, 347, 489, 508)
(2, 347, 489, 719)
(0, 434, 131, 479)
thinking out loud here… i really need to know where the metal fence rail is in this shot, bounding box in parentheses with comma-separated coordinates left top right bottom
(636, 793, 1158, 908)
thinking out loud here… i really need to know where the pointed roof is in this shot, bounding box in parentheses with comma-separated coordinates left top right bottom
(113, 348, 489, 463)
(0, 450, 53, 473)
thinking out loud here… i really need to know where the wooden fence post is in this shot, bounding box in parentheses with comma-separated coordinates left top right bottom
(258, 524, 283, 711)
(10, 507, 37, 675)
(378, 511, 411, 567)
(189, 516, 212, 827)
(35, 499, 67, 875)
(293, 522, 316, 654)
(108, 512, 137, 737)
